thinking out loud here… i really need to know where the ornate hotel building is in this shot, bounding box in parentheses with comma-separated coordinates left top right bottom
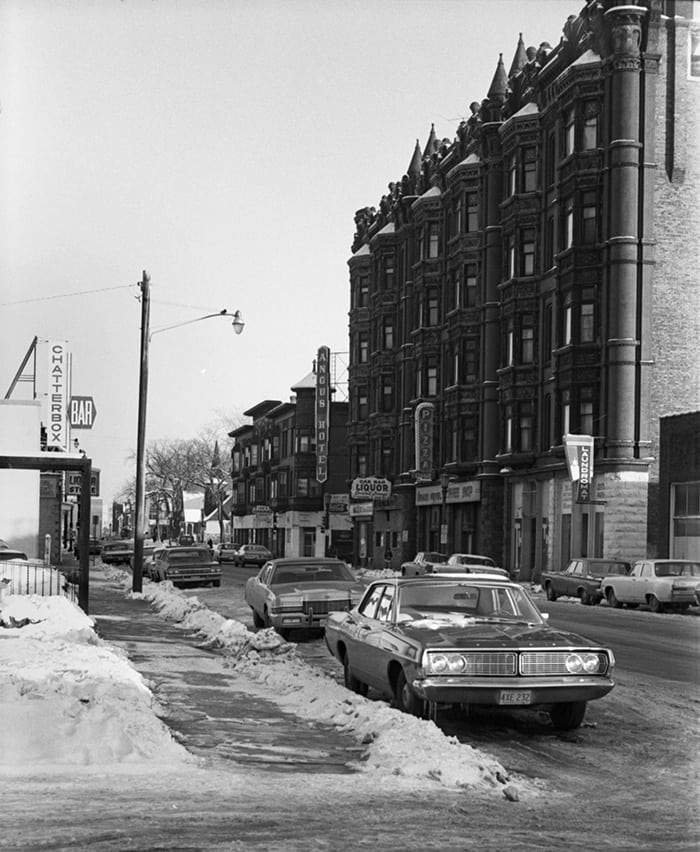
(347, 0, 700, 577)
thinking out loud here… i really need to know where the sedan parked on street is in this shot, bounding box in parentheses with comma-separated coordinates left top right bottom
(235, 544, 273, 567)
(214, 542, 239, 563)
(541, 558, 631, 605)
(601, 559, 700, 612)
(150, 546, 221, 588)
(325, 575, 616, 730)
(100, 540, 134, 565)
(245, 557, 365, 638)
(443, 554, 509, 578)
(400, 551, 447, 576)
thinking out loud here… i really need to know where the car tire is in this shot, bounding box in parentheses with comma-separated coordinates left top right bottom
(545, 583, 557, 601)
(648, 594, 664, 614)
(251, 608, 265, 629)
(395, 669, 425, 718)
(343, 656, 368, 697)
(549, 701, 587, 731)
(579, 589, 592, 606)
(606, 588, 622, 609)
(213, 580, 221, 587)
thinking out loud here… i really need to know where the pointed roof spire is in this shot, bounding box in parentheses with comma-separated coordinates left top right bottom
(487, 53, 508, 101)
(407, 139, 422, 179)
(422, 123, 437, 158)
(211, 440, 221, 469)
(509, 33, 527, 78)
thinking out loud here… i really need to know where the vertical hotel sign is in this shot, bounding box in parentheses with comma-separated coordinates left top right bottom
(563, 434, 595, 503)
(315, 345, 330, 483)
(414, 402, 434, 481)
(48, 340, 69, 449)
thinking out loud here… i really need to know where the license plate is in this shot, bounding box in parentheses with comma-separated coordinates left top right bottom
(498, 690, 532, 706)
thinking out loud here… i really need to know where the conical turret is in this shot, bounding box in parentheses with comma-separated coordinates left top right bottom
(508, 33, 527, 78)
(487, 53, 508, 102)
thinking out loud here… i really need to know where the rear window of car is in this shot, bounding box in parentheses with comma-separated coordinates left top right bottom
(271, 562, 355, 584)
(167, 549, 211, 563)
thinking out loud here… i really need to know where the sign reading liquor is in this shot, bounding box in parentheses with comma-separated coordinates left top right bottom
(315, 345, 330, 483)
(66, 469, 101, 497)
(48, 340, 69, 449)
(414, 402, 434, 481)
(564, 434, 595, 504)
(69, 396, 97, 429)
(350, 476, 391, 500)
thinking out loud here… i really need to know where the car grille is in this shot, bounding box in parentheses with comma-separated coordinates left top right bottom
(461, 652, 517, 675)
(301, 599, 350, 616)
(520, 651, 595, 676)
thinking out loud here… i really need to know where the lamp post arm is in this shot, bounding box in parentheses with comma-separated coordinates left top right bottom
(150, 310, 244, 340)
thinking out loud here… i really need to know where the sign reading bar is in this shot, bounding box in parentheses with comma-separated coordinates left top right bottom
(315, 345, 330, 483)
(564, 434, 595, 504)
(69, 396, 97, 429)
(350, 476, 391, 500)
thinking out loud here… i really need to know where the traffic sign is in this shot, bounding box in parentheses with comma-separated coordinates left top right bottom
(69, 396, 97, 429)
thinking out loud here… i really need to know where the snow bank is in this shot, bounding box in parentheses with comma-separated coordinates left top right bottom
(133, 573, 523, 798)
(0, 593, 194, 773)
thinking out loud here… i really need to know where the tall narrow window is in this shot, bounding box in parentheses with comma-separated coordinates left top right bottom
(542, 393, 552, 450)
(506, 322, 514, 367)
(507, 153, 517, 197)
(505, 407, 513, 453)
(383, 256, 395, 289)
(520, 402, 534, 451)
(582, 191, 597, 244)
(580, 296, 595, 343)
(464, 263, 477, 307)
(382, 318, 394, 349)
(523, 147, 537, 192)
(521, 228, 536, 276)
(521, 317, 534, 364)
(359, 332, 369, 363)
(381, 376, 394, 412)
(543, 302, 553, 362)
(428, 224, 440, 258)
(545, 131, 556, 185)
(544, 215, 555, 269)
(561, 389, 571, 438)
(506, 233, 516, 279)
(464, 342, 477, 382)
(427, 289, 439, 326)
(450, 196, 461, 236)
(564, 106, 575, 156)
(452, 269, 460, 309)
(426, 358, 438, 396)
(564, 198, 574, 249)
(582, 104, 598, 150)
(465, 192, 478, 232)
(563, 297, 572, 346)
(580, 399, 594, 434)
(452, 348, 459, 385)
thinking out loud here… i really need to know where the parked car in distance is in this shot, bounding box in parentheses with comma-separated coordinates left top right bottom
(245, 557, 365, 638)
(400, 551, 447, 577)
(541, 558, 632, 605)
(99, 540, 134, 565)
(444, 553, 509, 578)
(74, 538, 103, 558)
(149, 545, 221, 588)
(235, 544, 273, 567)
(178, 534, 195, 546)
(131, 543, 161, 578)
(215, 542, 239, 563)
(601, 558, 700, 613)
(325, 575, 615, 730)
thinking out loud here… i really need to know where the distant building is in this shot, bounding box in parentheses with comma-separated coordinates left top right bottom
(229, 366, 351, 561)
(347, 1, 700, 577)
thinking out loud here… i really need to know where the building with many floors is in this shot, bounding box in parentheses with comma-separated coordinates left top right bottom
(229, 365, 352, 562)
(346, 0, 700, 577)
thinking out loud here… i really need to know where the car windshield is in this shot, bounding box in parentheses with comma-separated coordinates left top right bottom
(271, 563, 355, 584)
(654, 562, 700, 577)
(422, 552, 446, 563)
(590, 562, 629, 576)
(397, 582, 542, 623)
(168, 549, 210, 563)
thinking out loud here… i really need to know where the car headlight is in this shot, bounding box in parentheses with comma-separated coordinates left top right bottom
(565, 652, 604, 674)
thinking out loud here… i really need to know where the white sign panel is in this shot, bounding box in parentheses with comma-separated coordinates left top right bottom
(350, 477, 391, 500)
(47, 341, 69, 449)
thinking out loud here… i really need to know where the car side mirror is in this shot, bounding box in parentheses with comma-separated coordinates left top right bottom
(541, 612, 549, 622)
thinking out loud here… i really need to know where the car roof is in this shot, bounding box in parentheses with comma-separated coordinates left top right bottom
(377, 573, 515, 586)
(268, 557, 345, 566)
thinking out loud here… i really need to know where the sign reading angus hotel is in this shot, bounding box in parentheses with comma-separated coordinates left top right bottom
(315, 345, 330, 483)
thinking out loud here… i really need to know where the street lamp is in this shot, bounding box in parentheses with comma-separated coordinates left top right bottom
(439, 472, 455, 552)
(132, 270, 244, 591)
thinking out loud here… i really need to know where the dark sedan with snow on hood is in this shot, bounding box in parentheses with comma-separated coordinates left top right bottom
(245, 557, 365, 639)
(325, 576, 615, 730)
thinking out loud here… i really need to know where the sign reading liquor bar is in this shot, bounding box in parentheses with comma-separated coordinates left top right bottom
(350, 476, 391, 500)
(315, 345, 330, 483)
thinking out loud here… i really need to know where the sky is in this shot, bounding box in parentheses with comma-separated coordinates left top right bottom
(0, 561, 521, 799)
(0, 0, 574, 510)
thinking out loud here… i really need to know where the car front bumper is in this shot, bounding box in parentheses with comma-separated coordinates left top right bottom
(411, 674, 615, 706)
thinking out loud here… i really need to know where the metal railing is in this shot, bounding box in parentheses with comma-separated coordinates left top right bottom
(0, 559, 78, 603)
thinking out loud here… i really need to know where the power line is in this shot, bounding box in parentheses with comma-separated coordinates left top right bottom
(0, 284, 134, 307)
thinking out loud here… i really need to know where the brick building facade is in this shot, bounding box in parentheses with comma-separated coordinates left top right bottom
(347, 0, 700, 576)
